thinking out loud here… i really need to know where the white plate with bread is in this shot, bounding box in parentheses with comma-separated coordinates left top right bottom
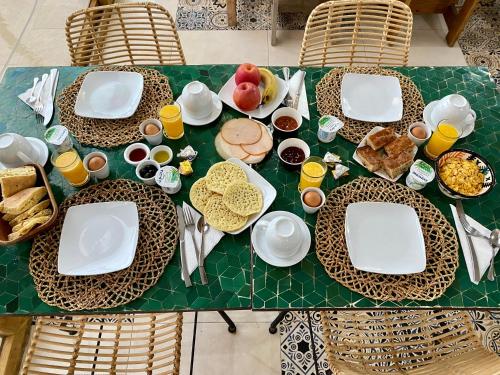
(353, 126, 417, 182)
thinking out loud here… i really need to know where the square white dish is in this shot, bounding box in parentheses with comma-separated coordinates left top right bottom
(58, 201, 139, 276)
(345, 202, 426, 275)
(218, 73, 288, 119)
(226, 158, 277, 234)
(341, 73, 403, 122)
(74, 71, 144, 119)
(353, 126, 417, 182)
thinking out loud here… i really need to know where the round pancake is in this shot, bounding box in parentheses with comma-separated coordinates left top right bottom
(204, 195, 247, 232)
(223, 182, 262, 216)
(205, 161, 247, 195)
(189, 178, 217, 214)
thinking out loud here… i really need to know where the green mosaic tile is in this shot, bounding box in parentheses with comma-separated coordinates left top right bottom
(252, 66, 499, 310)
(0, 65, 251, 314)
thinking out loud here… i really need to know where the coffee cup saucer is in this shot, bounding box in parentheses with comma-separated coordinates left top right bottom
(251, 211, 311, 267)
(177, 91, 222, 126)
(423, 100, 474, 138)
(0, 137, 48, 169)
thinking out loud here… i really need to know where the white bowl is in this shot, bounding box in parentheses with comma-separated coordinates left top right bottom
(300, 187, 326, 214)
(135, 160, 160, 185)
(277, 138, 310, 170)
(150, 145, 173, 166)
(139, 118, 163, 146)
(124, 143, 150, 166)
(407, 122, 431, 147)
(83, 151, 109, 179)
(271, 107, 302, 134)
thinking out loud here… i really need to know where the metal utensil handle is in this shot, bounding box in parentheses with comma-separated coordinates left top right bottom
(180, 239, 192, 287)
(487, 246, 496, 281)
(456, 200, 480, 282)
(292, 71, 305, 109)
(198, 222, 208, 285)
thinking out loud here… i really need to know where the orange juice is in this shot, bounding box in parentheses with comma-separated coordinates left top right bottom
(159, 103, 184, 139)
(424, 122, 461, 160)
(51, 149, 89, 187)
(299, 157, 327, 191)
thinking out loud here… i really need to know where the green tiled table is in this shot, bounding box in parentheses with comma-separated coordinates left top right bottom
(0, 65, 498, 316)
(252, 66, 499, 310)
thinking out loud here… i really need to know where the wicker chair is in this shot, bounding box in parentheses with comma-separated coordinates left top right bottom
(299, 0, 413, 67)
(22, 313, 182, 374)
(321, 310, 500, 374)
(65, 2, 185, 66)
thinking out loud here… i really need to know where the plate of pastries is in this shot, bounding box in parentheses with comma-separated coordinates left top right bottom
(353, 126, 417, 182)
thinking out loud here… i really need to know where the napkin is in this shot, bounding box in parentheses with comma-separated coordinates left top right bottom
(18, 68, 59, 126)
(182, 202, 224, 277)
(450, 204, 497, 284)
(288, 70, 310, 120)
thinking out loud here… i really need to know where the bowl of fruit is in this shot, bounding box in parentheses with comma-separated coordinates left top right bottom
(217, 63, 289, 119)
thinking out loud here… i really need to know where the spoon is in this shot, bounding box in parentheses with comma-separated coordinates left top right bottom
(197, 216, 209, 285)
(487, 229, 500, 281)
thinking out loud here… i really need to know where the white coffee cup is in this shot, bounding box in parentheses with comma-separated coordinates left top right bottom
(259, 216, 302, 258)
(0, 133, 39, 167)
(431, 94, 476, 127)
(180, 81, 213, 119)
(83, 151, 110, 179)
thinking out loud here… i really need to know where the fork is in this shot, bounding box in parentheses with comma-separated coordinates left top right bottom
(456, 200, 481, 282)
(27, 77, 39, 103)
(182, 206, 208, 283)
(34, 73, 48, 123)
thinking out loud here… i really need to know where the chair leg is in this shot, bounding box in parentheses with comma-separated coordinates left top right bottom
(271, 0, 279, 46)
(0, 317, 32, 375)
(217, 311, 237, 333)
(227, 0, 237, 27)
(269, 311, 288, 334)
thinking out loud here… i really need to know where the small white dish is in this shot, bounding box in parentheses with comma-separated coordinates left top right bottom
(277, 138, 310, 169)
(271, 106, 303, 133)
(341, 73, 403, 122)
(352, 126, 417, 182)
(345, 202, 426, 275)
(226, 158, 277, 235)
(423, 100, 474, 138)
(177, 91, 223, 126)
(150, 145, 173, 166)
(136, 159, 160, 185)
(74, 71, 144, 119)
(407, 122, 431, 147)
(124, 143, 150, 166)
(83, 151, 109, 179)
(139, 118, 163, 145)
(252, 211, 311, 267)
(218, 73, 288, 119)
(300, 187, 325, 214)
(58, 202, 139, 276)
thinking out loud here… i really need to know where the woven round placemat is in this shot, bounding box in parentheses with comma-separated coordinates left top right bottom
(30, 179, 178, 311)
(57, 66, 173, 148)
(316, 67, 425, 144)
(315, 177, 459, 302)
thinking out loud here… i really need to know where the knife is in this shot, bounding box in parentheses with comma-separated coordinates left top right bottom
(43, 69, 58, 126)
(176, 205, 192, 287)
(456, 200, 480, 283)
(291, 70, 305, 110)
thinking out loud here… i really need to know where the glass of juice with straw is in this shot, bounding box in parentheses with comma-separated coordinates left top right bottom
(424, 121, 462, 160)
(159, 103, 184, 139)
(299, 156, 327, 191)
(51, 148, 89, 187)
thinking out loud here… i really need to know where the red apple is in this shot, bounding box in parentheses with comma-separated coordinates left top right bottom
(233, 82, 261, 111)
(235, 63, 261, 86)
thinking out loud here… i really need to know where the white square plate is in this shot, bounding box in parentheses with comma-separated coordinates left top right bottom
(58, 202, 139, 276)
(74, 71, 144, 119)
(341, 73, 403, 122)
(226, 158, 277, 234)
(345, 202, 426, 275)
(218, 73, 288, 119)
(352, 126, 417, 182)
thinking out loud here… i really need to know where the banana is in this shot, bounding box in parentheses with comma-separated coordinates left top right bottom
(258, 68, 278, 105)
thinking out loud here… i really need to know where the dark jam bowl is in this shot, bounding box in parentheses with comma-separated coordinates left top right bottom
(271, 107, 302, 139)
(277, 138, 311, 170)
(124, 143, 151, 166)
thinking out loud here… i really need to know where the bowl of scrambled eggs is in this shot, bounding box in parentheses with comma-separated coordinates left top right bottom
(435, 149, 495, 199)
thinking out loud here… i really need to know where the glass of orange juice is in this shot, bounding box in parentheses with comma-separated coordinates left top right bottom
(159, 103, 184, 139)
(424, 121, 462, 160)
(299, 156, 327, 191)
(51, 148, 89, 187)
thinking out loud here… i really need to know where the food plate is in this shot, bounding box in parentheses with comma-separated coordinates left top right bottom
(353, 126, 417, 182)
(74, 71, 144, 119)
(252, 211, 310, 267)
(345, 202, 426, 275)
(341, 73, 403, 122)
(58, 201, 139, 275)
(218, 73, 288, 119)
(423, 100, 474, 138)
(226, 158, 277, 234)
